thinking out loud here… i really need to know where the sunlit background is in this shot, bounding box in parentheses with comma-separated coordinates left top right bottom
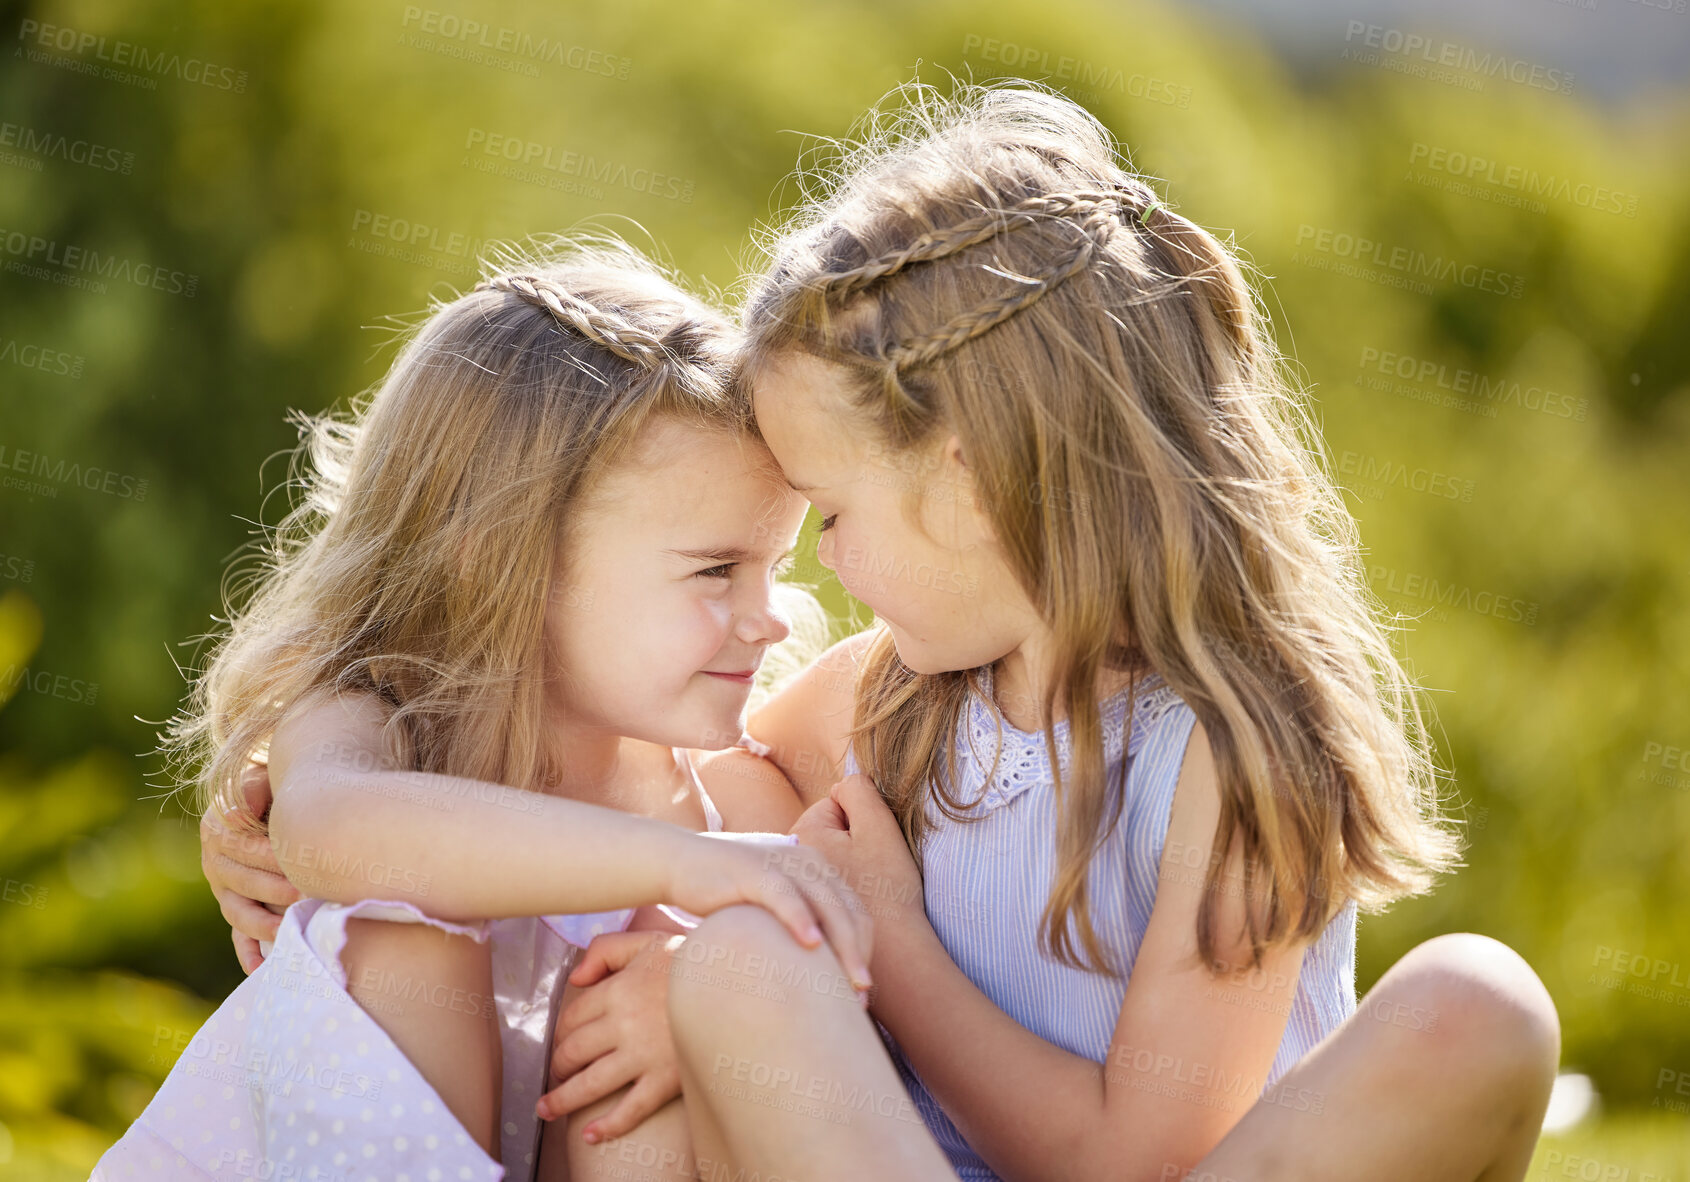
(1, 0, 1687, 1174)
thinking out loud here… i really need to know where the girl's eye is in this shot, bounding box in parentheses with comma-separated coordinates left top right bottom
(818, 514, 839, 533)
(696, 564, 735, 580)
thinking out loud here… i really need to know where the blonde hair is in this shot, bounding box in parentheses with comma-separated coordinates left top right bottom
(742, 82, 1461, 974)
(168, 237, 771, 823)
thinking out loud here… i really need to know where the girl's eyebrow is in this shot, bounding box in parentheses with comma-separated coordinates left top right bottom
(667, 541, 801, 564)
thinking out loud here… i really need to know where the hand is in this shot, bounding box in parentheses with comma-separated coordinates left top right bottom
(199, 761, 299, 973)
(664, 835, 874, 994)
(537, 931, 683, 1139)
(792, 774, 926, 941)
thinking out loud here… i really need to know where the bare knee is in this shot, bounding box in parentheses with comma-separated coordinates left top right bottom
(1368, 933, 1560, 1091)
(562, 1094, 692, 1182)
(668, 905, 814, 1037)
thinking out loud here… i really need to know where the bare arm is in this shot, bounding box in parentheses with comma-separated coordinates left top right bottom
(744, 628, 876, 807)
(828, 720, 1313, 1182)
(266, 690, 700, 918)
(693, 746, 804, 833)
(264, 689, 875, 984)
(198, 652, 860, 965)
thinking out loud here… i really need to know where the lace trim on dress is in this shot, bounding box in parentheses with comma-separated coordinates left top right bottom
(952, 666, 1184, 813)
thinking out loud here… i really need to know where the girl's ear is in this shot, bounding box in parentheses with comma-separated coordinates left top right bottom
(940, 433, 998, 545)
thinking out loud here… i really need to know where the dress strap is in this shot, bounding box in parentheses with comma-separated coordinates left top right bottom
(674, 746, 724, 833)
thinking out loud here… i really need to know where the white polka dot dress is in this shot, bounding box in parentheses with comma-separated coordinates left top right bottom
(92, 747, 798, 1181)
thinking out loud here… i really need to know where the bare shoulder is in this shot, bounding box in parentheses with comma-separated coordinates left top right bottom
(693, 747, 803, 834)
(746, 627, 879, 807)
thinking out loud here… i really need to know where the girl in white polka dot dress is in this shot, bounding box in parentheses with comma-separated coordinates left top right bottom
(92, 242, 870, 1182)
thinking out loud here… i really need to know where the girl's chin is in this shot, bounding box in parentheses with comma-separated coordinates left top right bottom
(883, 629, 978, 677)
(677, 704, 751, 751)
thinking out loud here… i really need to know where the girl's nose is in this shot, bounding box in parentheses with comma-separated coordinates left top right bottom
(814, 528, 838, 573)
(737, 589, 792, 647)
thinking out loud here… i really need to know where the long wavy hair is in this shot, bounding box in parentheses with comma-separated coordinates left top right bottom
(166, 237, 816, 824)
(740, 82, 1461, 974)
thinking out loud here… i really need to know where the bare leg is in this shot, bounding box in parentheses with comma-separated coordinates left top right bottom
(667, 906, 959, 1182)
(537, 979, 697, 1182)
(340, 918, 502, 1157)
(1183, 932, 1561, 1182)
(670, 919, 1557, 1182)
(546, 1092, 694, 1182)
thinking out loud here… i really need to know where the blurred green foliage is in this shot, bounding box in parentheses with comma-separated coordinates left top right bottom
(0, 0, 1685, 1172)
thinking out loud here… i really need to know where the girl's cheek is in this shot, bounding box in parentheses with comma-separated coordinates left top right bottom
(830, 530, 882, 609)
(692, 592, 736, 649)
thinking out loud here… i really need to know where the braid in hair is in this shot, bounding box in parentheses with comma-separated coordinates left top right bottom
(475, 273, 670, 368)
(807, 186, 1163, 424)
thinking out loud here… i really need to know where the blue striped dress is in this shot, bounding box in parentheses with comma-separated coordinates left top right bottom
(847, 667, 1358, 1181)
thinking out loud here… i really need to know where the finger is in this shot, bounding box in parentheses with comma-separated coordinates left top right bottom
(813, 795, 851, 826)
(794, 796, 848, 836)
(240, 761, 275, 822)
(554, 983, 609, 1039)
(568, 931, 657, 986)
(233, 930, 265, 975)
(207, 851, 299, 909)
(215, 885, 284, 944)
(203, 813, 288, 876)
(589, 1072, 681, 1141)
(797, 876, 873, 992)
(551, 1021, 619, 1085)
(537, 1054, 634, 1122)
(831, 774, 892, 825)
(754, 871, 827, 950)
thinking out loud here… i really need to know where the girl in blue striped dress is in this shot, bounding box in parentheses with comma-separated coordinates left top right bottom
(653, 81, 1559, 1181)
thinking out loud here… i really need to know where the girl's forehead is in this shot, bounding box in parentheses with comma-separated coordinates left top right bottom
(590, 418, 785, 512)
(748, 353, 854, 441)
(578, 429, 803, 556)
